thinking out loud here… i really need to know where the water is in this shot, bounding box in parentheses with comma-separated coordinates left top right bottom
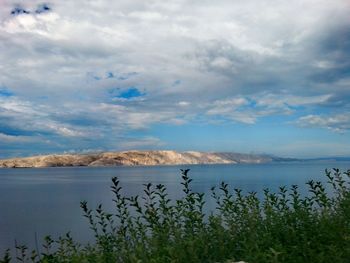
(0, 162, 349, 253)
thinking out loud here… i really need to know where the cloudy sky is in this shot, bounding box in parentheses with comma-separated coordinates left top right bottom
(0, 0, 350, 158)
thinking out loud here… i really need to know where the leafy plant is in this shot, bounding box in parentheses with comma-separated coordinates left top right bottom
(1, 168, 349, 263)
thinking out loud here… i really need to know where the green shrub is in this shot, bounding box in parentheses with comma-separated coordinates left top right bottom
(1, 168, 350, 263)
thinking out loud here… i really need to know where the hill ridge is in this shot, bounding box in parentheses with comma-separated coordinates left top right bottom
(0, 150, 292, 168)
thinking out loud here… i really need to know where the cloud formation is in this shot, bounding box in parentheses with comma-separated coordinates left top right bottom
(0, 0, 350, 157)
(297, 114, 350, 133)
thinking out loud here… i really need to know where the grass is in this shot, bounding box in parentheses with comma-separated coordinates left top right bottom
(1, 168, 350, 263)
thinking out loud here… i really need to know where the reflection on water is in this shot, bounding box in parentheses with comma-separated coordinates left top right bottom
(0, 162, 349, 252)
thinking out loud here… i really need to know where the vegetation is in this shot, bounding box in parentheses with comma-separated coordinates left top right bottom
(1, 168, 350, 263)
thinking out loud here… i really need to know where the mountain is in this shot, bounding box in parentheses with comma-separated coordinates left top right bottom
(0, 150, 296, 168)
(302, 157, 350, 162)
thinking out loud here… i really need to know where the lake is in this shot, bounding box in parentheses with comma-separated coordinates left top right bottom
(0, 161, 349, 253)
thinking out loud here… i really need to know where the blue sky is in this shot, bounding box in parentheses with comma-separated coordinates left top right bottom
(0, 0, 350, 158)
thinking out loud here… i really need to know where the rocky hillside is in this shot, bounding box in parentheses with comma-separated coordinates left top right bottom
(0, 150, 291, 168)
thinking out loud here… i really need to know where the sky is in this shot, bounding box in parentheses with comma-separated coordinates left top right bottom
(0, 0, 350, 158)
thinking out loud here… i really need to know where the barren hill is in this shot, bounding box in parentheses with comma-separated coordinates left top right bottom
(0, 150, 289, 168)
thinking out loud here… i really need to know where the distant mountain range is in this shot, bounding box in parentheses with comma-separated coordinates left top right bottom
(303, 157, 350, 162)
(0, 150, 300, 168)
(0, 151, 348, 168)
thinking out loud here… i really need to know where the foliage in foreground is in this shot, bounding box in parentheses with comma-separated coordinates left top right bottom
(1, 168, 350, 263)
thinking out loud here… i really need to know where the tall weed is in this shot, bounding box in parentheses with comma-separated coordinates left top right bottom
(1, 168, 349, 263)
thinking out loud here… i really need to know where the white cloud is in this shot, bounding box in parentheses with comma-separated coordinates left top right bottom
(1, 0, 348, 99)
(118, 137, 165, 149)
(0, 133, 31, 143)
(48, 125, 86, 137)
(297, 114, 350, 132)
(178, 101, 189, 106)
(205, 94, 333, 124)
(210, 57, 233, 70)
(0, 0, 349, 156)
(0, 97, 91, 138)
(255, 94, 332, 109)
(207, 98, 248, 115)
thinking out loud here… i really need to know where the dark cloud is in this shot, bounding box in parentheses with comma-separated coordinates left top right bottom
(310, 26, 350, 84)
(10, 3, 51, 16)
(35, 4, 51, 14)
(0, 123, 37, 137)
(11, 6, 30, 15)
(106, 72, 114, 78)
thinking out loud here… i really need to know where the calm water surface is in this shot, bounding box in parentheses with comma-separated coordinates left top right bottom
(0, 162, 349, 252)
